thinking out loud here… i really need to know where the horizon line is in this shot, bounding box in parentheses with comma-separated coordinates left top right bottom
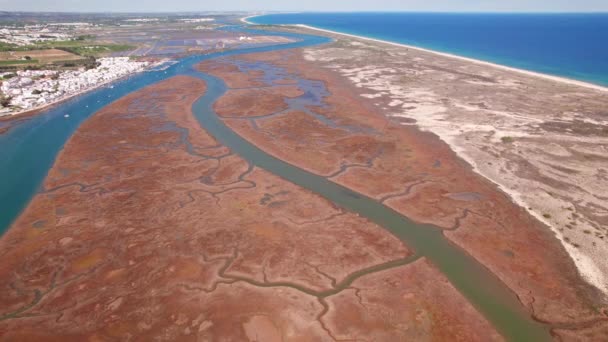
(1, 10, 608, 15)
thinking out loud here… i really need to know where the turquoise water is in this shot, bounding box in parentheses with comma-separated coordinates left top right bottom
(0, 27, 326, 233)
(251, 12, 608, 86)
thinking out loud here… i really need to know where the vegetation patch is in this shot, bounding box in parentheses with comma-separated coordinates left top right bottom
(0, 59, 38, 65)
(0, 37, 134, 71)
(57, 44, 133, 57)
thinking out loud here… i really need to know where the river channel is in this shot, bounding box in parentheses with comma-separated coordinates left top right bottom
(0, 25, 551, 341)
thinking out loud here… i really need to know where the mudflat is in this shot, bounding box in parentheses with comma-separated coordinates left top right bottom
(291, 29, 608, 296)
(0, 76, 501, 340)
(198, 46, 608, 339)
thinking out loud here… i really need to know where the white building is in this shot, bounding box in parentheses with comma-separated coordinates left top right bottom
(1, 58, 149, 113)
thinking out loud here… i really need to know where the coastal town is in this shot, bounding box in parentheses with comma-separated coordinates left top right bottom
(0, 20, 144, 115)
(0, 15, 294, 116)
(0, 57, 149, 115)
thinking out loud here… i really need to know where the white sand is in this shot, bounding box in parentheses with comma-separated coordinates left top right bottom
(240, 16, 258, 24)
(241, 15, 608, 93)
(241, 15, 608, 296)
(300, 25, 608, 93)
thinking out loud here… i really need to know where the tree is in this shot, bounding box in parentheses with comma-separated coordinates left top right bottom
(76, 35, 94, 41)
(24, 56, 32, 60)
(0, 94, 12, 107)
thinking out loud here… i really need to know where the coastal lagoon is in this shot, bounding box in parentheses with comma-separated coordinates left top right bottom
(0, 27, 320, 233)
(4, 15, 608, 339)
(0, 25, 554, 340)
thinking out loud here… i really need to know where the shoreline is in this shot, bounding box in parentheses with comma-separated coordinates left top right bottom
(417, 116, 608, 296)
(240, 15, 261, 24)
(0, 63, 157, 121)
(242, 15, 608, 93)
(199, 49, 607, 338)
(241, 16, 608, 296)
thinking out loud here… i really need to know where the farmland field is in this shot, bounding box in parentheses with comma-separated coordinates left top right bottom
(0, 48, 86, 64)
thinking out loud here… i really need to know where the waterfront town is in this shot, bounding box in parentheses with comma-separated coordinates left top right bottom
(0, 57, 149, 115)
(0, 15, 293, 116)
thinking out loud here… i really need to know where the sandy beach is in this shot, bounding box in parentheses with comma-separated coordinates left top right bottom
(243, 16, 608, 93)
(199, 47, 608, 339)
(241, 16, 608, 294)
(240, 15, 261, 24)
(267, 22, 608, 297)
(296, 24, 608, 92)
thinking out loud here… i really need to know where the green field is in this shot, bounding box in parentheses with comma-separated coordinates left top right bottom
(0, 42, 28, 52)
(0, 37, 135, 71)
(57, 44, 134, 57)
(0, 40, 134, 57)
(0, 59, 38, 65)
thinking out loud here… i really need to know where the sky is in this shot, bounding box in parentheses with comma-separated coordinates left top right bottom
(1, 0, 607, 13)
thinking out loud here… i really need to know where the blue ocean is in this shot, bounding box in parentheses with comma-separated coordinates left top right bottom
(251, 13, 608, 86)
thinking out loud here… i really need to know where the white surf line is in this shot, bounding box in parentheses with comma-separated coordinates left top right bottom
(241, 15, 608, 295)
(293, 22, 608, 294)
(241, 15, 608, 93)
(241, 13, 302, 25)
(299, 24, 608, 93)
(240, 15, 258, 24)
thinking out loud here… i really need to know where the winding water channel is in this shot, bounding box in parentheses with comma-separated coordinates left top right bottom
(0, 26, 551, 340)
